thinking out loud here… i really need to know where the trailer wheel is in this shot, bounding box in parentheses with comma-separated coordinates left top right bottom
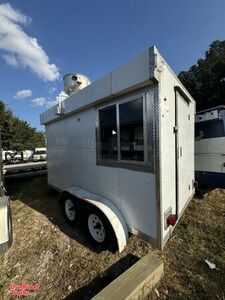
(86, 206, 116, 249)
(63, 196, 80, 226)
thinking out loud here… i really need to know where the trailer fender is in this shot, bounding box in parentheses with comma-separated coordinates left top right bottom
(0, 196, 13, 253)
(63, 187, 128, 252)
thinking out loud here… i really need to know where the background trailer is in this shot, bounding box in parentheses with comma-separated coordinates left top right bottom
(41, 46, 195, 251)
(195, 106, 225, 188)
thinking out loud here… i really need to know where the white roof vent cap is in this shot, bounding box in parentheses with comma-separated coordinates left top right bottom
(63, 73, 91, 96)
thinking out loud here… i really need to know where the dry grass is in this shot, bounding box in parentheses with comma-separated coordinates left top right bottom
(0, 176, 224, 299)
(0, 176, 160, 300)
(150, 189, 225, 300)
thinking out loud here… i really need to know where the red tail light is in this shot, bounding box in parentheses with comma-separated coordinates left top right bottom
(167, 214, 177, 226)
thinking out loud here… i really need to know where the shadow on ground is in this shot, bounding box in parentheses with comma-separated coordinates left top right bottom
(5, 174, 108, 253)
(64, 253, 139, 299)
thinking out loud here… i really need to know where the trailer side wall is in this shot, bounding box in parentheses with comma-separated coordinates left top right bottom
(46, 87, 158, 241)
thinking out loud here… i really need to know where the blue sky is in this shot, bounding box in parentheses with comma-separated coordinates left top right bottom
(1, 0, 225, 131)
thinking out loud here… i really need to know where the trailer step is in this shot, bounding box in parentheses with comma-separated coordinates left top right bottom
(92, 253, 163, 300)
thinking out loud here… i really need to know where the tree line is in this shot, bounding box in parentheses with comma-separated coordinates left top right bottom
(178, 40, 225, 111)
(0, 100, 45, 151)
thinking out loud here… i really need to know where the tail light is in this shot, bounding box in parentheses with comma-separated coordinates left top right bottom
(167, 214, 177, 226)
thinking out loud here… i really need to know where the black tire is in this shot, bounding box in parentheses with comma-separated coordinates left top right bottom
(61, 194, 80, 227)
(85, 206, 116, 250)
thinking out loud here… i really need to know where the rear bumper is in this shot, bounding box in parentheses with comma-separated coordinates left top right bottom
(0, 196, 13, 253)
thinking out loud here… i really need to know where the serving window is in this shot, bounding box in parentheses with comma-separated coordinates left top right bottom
(97, 93, 147, 167)
(119, 98, 144, 161)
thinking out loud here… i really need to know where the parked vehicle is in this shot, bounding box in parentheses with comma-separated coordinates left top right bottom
(195, 106, 225, 188)
(32, 148, 47, 161)
(2, 150, 34, 164)
(2, 149, 46, 164)
(41, 46, 195, 252)
(22, 150, 33, 162)
(0, 133, 13, 252)
(2, 150, 14, 163)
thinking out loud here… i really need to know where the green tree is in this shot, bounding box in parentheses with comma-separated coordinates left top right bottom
(179, 40, 225, 111)
(0, 101, 14, 149)
(0, 100, 46, 151)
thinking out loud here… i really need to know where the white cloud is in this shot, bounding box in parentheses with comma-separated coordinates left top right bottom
(14, 89, 32, 99)
(31, 97, 46, 106)
(0, 3, 31, 24)
(2, 53, 19, 67)
(31, 97, 57, 108)
(0, 3, 60, 81)
(48, 87, 56, 94)
(44, 99, 57, 108)
(31, 91, 68, 108)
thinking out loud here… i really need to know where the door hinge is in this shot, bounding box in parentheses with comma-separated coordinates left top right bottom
(173, 126, 178, 133)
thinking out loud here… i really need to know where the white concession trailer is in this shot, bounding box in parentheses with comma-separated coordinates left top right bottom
(41, 46, 195, 252)
(195, 106, 225, 188)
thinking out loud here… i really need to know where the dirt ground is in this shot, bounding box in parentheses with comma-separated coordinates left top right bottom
(0, 175, 225, 299)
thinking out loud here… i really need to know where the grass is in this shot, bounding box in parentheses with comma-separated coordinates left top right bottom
(0, 176, 159, 300)
(150, 189, 225, 300)
(0, 176, 225, 299)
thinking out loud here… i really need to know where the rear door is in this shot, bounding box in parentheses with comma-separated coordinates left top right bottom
(175, 88, 194, 215)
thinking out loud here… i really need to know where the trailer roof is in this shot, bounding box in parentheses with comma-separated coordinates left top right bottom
(196, 105, 225, 115)
(40, 46, 194, 125)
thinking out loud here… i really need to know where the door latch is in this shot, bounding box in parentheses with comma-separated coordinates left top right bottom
(180, 146, 182, 157)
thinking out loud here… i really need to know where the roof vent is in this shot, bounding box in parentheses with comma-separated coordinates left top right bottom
(63, 73, 91, 96)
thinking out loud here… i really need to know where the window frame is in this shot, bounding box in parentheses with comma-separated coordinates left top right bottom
(98, 102, 118, 161)
(96, 92, 147, 167)
(195, 118, 225, 140)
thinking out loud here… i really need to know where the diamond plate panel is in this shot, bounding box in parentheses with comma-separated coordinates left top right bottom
(145, 87, 156, 173)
